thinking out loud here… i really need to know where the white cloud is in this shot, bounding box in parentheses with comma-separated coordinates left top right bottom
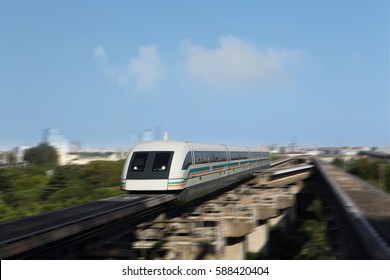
(93, 36, 308, 94)
(93, 45, 166, 92)
(180, 35, 306, 89)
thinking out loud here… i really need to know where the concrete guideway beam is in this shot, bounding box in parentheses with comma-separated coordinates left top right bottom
(129, 180, 305, 259)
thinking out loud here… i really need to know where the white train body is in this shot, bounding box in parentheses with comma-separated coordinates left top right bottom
(121, 140, 270, 202)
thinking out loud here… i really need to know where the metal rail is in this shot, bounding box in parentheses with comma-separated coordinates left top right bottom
(0, 194, 176, 259)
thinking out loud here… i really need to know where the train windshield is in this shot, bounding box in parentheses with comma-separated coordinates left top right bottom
(152, 152, 171, 171)
(127, 151, 174, 179)
(131, 152, 148, 171)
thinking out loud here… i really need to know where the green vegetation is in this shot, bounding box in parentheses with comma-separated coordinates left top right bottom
(333, 157, 390, 194)
(248, 183, 333, 260)
(265, 199, 332, 260)
(23, 144, 58, 168)
(270, 155, 284, 161)
(0, 160, 124, 222)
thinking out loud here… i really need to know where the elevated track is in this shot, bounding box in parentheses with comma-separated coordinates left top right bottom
(0, 157, 310, 259)
(315, 158, 390, 259)
(0, 194, 175, 259)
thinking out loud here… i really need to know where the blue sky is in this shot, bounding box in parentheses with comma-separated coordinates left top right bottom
(1, 0, 389, 149)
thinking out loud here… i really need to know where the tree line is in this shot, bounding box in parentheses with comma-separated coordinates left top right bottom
(0, 144, 124, 222)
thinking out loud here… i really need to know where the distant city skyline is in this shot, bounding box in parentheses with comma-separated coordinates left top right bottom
(0, 127, 387, 152)
(1, 1, 389, 149)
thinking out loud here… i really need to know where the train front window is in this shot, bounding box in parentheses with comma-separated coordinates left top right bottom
(153, 152, 171, 172)
(131, 152, 148, 172)
(127, 151, 174, 179)
(182, 152, 192, 170)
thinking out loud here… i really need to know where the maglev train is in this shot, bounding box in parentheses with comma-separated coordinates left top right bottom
(120, 140, 270, 203)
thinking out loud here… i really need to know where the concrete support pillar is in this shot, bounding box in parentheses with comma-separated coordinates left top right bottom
(269, 206, 296, 230)
(269, 210, 287, 229)
(247, 221, 268, 256)
(221, 237, 246, 260)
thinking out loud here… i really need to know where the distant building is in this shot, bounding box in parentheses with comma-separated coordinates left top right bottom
(14, 145, 32, 163)
(132, 128, 162, 144)
(66, 150, 128, 165)
(0, 151, 8, 165)
(42, 129, 69, 165)
(70, 141, 82, 153)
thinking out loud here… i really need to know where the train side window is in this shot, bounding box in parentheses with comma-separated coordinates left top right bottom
(194, 151, 213, 164)
(131, 152, 148, 172)
(214, 152, 227, 162)
(153, 152, 171, 171)
(231, 152, 240, 160)
(240, 152, 249, 159)
(182, 152, 193, 170)
(195, 151, 204, 164)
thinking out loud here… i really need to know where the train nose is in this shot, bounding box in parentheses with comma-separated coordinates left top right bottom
(123, 179, 169, 191)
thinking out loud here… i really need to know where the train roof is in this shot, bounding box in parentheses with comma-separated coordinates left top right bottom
(131, 140, 190, 151)
(131, 140, 264, 152)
